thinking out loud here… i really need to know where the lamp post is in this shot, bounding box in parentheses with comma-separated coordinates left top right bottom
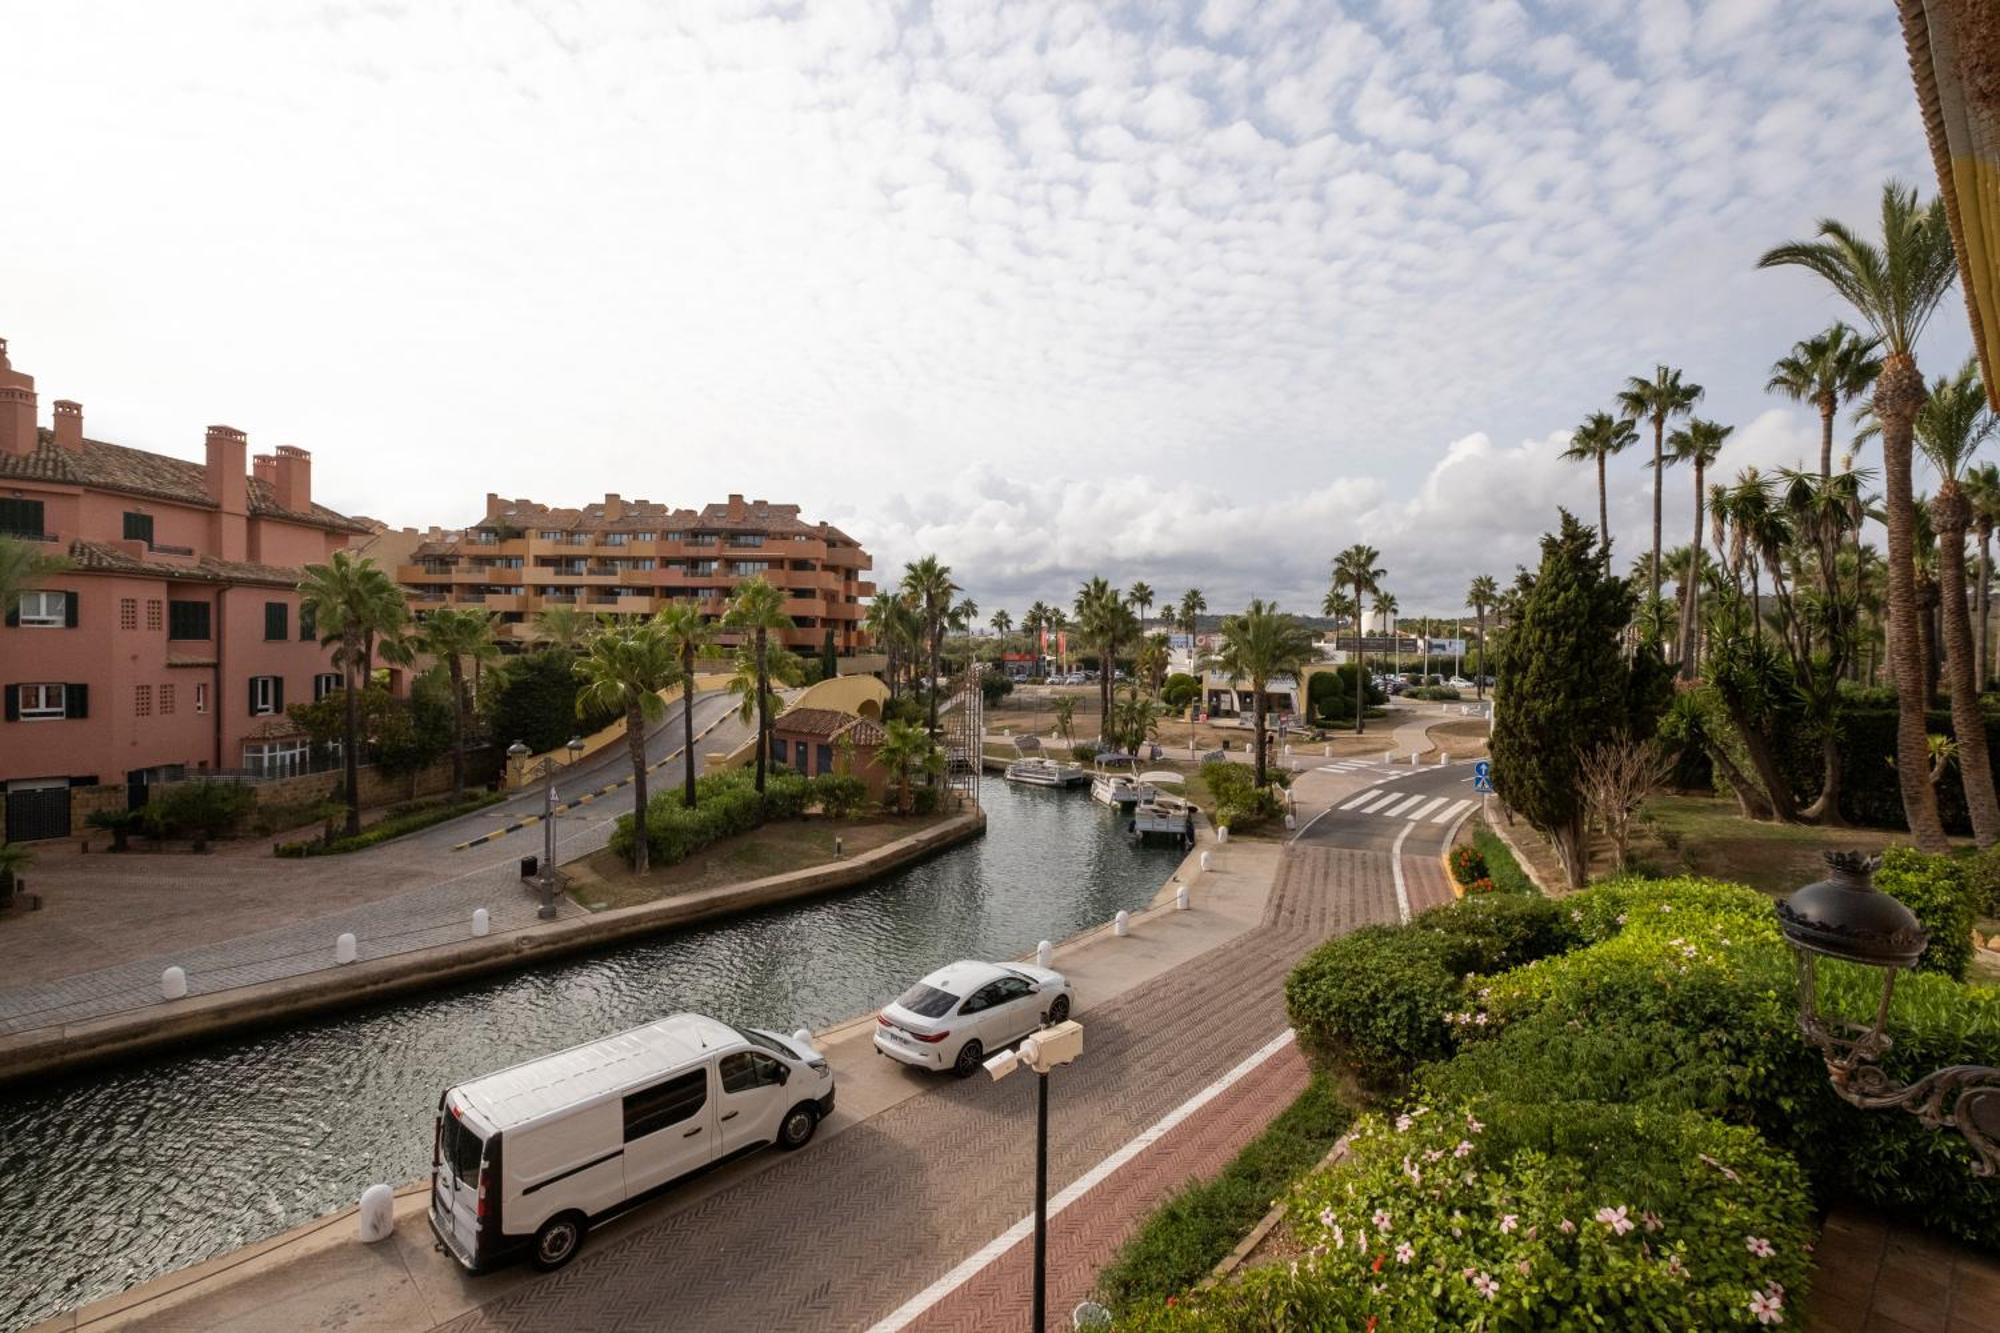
(507, 737, 585, 920)
(1777, 851, 2000, 1175)
(984, 1019, 1084, 1331)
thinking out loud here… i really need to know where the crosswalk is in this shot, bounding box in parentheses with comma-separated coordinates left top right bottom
(1314, 758, 1394, 774)
(1336, 788, 1477, 825)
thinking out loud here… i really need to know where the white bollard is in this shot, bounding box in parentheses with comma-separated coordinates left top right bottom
(161, 966, 188, 1001)
(1175, 882, 1189, 911)
(336, 932, 357, 965)
(1037, 939, 1053, 968)
(1324, 743, 1331, 757)
(1199, 850, 1212, 872)
(357, 1184, 395, 1243)
(1410, 751, 1419, 766)
(1438, 752, 1449, 766)
(472, 908, 490, 937)
(1283, 744, 1292, 757)
(792, 1028, 813, 1049)
(1217, 826, 1230, 844)
(1383, 751, 1393, 764)
(1284, 813, 1296, 830)
(1114, 910, 1130, 937)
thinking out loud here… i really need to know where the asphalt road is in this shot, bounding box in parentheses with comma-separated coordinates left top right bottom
(1293, 760, 1483, 856)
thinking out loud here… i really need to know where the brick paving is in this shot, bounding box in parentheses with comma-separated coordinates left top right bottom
(436, 843, 1397, 1333)
(1805, 1208, 2000, 1333)
(0, 694, 750, 1037)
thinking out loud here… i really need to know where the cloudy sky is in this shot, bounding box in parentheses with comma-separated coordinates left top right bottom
(2, 0, 1972, 620)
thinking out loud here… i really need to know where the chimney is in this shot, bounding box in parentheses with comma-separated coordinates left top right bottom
(205, 425, 249, 560)
(52, 399, 83, 452)
(273, 445, 312, 512)
(0, 337, 38, 457)
(485, 492, 503, 519)
(726, 493, 746, 520)
(252, 453, 279, 490)
(603, 492, 623, 521)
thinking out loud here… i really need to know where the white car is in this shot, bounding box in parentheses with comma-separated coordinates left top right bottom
(1447, 676, 1474, 690)
(874, 960, 1074, 1077)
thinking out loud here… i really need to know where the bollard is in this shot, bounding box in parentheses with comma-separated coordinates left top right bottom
(1324, 743, 1331, 757)
(1114, 910, 1130, 937)
(1217, 826, 1230, 844)
(793, 1028, 813, 1049)
(161, 966, 188, 1001)
(1283, 744, 1291, 757)
(1284, 812, 1296, 830)
(1199, 850, 1212, 872)
(472, 908, 490, 938)
(336, 932, 357, 965)
(1175, 882, 1189, 911)
(1383, 750, 1393, 764)
(834, 836, 843, 859)
(358, 1184, 395, 1243)
(1410, 751, 1419, 766)
(1439, 752, 1449, 766)
(1037, 939, 1053, 968)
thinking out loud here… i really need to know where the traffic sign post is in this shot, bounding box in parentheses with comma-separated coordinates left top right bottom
(1473, 760, 1494, 793)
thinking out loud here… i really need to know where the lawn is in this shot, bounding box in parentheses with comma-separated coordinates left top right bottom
(1633, 792, 1953, 897)
(569, 812, 948, 911)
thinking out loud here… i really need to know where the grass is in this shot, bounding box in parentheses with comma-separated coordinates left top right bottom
(1094, 1073, 1355, 1314)
(1472, 823, 1538, 895)
(1633, 793, 1941, 897)
(274, 791, 505, 857)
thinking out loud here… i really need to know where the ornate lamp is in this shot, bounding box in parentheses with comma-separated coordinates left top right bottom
(1776, 851, 2000, 1176)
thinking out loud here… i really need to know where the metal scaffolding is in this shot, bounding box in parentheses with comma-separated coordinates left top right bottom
(944, 661, 984, 809)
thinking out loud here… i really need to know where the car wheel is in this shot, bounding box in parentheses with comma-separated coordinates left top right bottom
(1045, 994, 1070, 1025)
(952, 1038, 985, 1078)
(532, 1212, 587, 1271)
(777, 1102, 819, 1151)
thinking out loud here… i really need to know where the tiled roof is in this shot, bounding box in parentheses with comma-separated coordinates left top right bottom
(773, 707, 863, 737)
(0, 430, 370, 534)
(469, 496, 859, 545)
(66, 539, 304, 589)
(841, 718, 885, 747)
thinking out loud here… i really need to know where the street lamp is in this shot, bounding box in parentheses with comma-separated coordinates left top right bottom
(985, 1019, 1084, 1331)
(1776, 851, 2000, 1175)
(507, 736, 585, 920)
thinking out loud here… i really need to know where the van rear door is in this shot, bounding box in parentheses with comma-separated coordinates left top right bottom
(433, 1097, 487, 1265)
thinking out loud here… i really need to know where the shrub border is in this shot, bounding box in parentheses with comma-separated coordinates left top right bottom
(275, 792, 505, 857)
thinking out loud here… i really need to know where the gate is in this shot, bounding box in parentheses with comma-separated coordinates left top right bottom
(4, 785, 71, 842)
(126, 770, 150, 813)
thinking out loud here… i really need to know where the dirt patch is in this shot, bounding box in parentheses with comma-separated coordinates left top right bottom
(568, 814, 947, 911)
(1429, 719, 1490, 755)
(1630, 794, 1960, 897)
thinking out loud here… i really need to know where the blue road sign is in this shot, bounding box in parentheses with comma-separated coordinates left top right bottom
(1472, 760, 1494, 793)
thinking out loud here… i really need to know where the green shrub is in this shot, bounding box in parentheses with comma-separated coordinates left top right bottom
(1873, 846, 1975, 979)
(1096, 1074, 1353, 1313)
(1203, 761, 1287, 833)
(87, 807, 145, 851)
(809, 773, 870, 817)
(1070, 743, 1099, 764)
(1408, 684, 1462, 701)
(1471, 824, 1538, 896)
(608, 768, 882, 867)
(1964, 844, 2000, 919)
(1447, 844, 1487, 888)
(144, 780, 255, 849)
(1307, 666, 1384, 724)
(274, 792, 504, 857)
(911, 785, 943, 815)
(1162, 672, 1200, 712)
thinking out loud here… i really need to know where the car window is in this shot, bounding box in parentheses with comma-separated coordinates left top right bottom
(729, 1024, 793, 1058)
(898, 983, 960, 1018)
(440, 1114, 484, 1188)
(991, 977, 1032, 1003)
(719, 1051, 788, 1094)
(623, 1068, 708, 1140)
(961, 982, 1003, 1014)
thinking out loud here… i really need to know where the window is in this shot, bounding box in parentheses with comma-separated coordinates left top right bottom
(718, 1051, 787, 1094)
(439, 1115, 484, 1190)
(122, 512, 155, 545)
(160, 684, 176, 715)
(12, 590, 71, 628)
(0, 497, 45, 538)
(194, 682, 208, 714)
(604, 532, 627, 546)
(630, 558, 656, 571)
(895, 983, 960, 1019)
(313, 672, 342, 701)
(146, 599, 162, 631)
(243, 738, 312, 778)
(538, 530, 564, 541)
(249, 675, 283, 716)
(633, 531, 657, 542)
(817, 744, 832, 774)
(690, 560, 717, 576)
(120, 598, 138, 630)
(263, 601, 288, 641)
(11, 683, 69, 720)
(771, 737, 788, 766)
(168, 600, 211, 641)
(728, 534, 764, 548)
(622, 1069, 708, 1141)
(134, 685, 152, 717)
(733, 561, 770, 575)
(299, 604, 316, 641)
(663, 531, 686, 542)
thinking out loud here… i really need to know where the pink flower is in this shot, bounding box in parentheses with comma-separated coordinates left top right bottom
(1746, 1235, 1775, 1258)
(1454, 1140, 1475, 1159)
(1642, 1211, 1663, 1233)
(1331, 1224, 1345, 1249)
(1395, 1242, 1415, 1264)
(1516, 1259, 1532, 1276)
(1318, 1207, 1336, 1228)
(1472, 1272, 1500, 1301)
(1373, 1210, 1393, 1233)
(1596, 1206, 1634, 1236)
(1749, 1288, 1784, 1324)
(1499, 1214, 1519, 1234)
(1395, 1114, 1414, 1133)
(1465, 1113, 1484, 1133)
(1559, 1218, 1576, 1234)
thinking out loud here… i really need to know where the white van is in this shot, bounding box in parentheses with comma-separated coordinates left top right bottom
(429, 1013, 835, 1272)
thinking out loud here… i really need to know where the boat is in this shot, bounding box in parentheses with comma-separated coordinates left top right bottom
(1089, 753, 1146, 807)
(1129, 772, 1195, 840)
(1004, 755, 1088, 788)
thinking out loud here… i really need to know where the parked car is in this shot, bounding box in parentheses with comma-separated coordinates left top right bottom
(1447, 676, 1474, 690)
(430, 1013, 834, 1274)
(874, 960, 1074, 1077)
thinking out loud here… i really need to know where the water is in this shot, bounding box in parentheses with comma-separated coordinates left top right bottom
(0, 778, 1181, 1330)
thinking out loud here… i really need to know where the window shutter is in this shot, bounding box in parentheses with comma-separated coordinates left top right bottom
(273, 676, 285, 712)
(65, 591, 78, 628)
(4, 600, 16, 628)
(3, 685, 17, 722)
(249, 677, 258, 715)
(67, 683, 88, 719)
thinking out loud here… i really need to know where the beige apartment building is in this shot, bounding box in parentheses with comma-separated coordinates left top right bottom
(399, 492, 874, 656)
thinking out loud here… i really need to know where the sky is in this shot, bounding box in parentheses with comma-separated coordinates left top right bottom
(0, 0, 1974, 621)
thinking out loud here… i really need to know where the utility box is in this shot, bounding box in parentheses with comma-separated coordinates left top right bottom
(1023, 1020, 1084, 1071)
(520, 855, 538, 880)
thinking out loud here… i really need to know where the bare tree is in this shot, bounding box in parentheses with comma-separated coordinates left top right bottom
(1579, 738, 1672, 874)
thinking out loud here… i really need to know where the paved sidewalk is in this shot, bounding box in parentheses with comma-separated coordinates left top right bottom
(1804, 1208, 2000, 1332)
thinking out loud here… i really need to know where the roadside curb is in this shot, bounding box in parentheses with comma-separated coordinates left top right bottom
(1199, 1131, 1357, 1291)
(1478, 805, 1559, 896)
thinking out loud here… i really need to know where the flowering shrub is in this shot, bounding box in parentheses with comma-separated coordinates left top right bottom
(1871, 846, 1975, 979)
(1448, 844, 1490, 888)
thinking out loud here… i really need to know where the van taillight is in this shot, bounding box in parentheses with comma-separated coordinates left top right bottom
(476, 1162, 493, 1219)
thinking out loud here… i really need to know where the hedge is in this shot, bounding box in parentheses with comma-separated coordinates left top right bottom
(275, 792, 505, 857)
(606, 769, 871, 867)
(1203, 761, 1287, 833)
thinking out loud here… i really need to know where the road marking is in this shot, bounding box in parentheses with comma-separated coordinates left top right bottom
(1408, 796, 1447, 822)
(1382, 793, 1426, 818)
(1432, 798, 1474, 824)
(1390, 819, 1414, 923)
(1338, 790, 1378, 811)
(1354, 791, 1397, 814)
(865, 1029, 1299, 1333)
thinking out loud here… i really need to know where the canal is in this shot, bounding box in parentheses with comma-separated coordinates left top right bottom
(0, 778, 1184, 1330)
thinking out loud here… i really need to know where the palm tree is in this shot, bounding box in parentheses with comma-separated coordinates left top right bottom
(723, 577, 797, 794)
(1767, 323, 1882, 483)
(1074, 577, 1136, 743)
(1134, 632, 1170, 697)
(652, 603, 713, 807)
(298, 552, 406, 836)
(417, 606, 499, 801)
(0, 536, 66, 619)
(1176, 588, 1206, 637)
(901, 556, 959, 733)
(989, 608, 1013, 636)
(1905, 360, 1999, 845)
(574, 622, 678, 873)
(1618, 365, 1705, 615)
(1466, 575, 1498, 698)
(876, 720, 940, 814)
(865, 592, 920, 703)
(1760, 182, 1959, 851)
(1128, 581, 1155, 629)
(1967, 462, 2000, 686)
(1332, 544, 1386, 733)
(532, 603, 593, 652)
(1665, 419, 1733, 677)
(1562, 411, 1639, 548)
(1209, 600, 1316, 788)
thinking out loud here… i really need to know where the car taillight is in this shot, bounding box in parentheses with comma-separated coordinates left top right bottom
(876, 1014, 891, 1026)
(913, 1029, 950, 1044)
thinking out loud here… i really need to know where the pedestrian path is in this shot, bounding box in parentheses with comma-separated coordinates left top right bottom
(1336, 786, 1477, 825)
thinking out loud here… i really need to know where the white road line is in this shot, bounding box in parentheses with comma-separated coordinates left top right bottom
(1383, 793, 1426, 818)
(1390, 819, 1414, 923)
(1338, 790, 1379, 811)
(1408, 796, 1447, 822)
(865, 1029, 1300, 1333)
(1355, 791, 1399, 814)
(1432, 798, 1474, 824)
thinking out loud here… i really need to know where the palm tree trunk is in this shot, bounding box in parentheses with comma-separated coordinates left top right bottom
(1474, 611, 1486, 699)
(627, 697, 650, 874)
(1878, 354, 1950, 850)
(1650, 416, 1666, 618)
(448, 658, 467, 801)
(1596, 453, 1610, 549)
(1818, 396, 1835, 485)
(1352, 579, 1367, 734)
(1680, 465, 1704, 679)
(681, 645, 698, 807)
(1252, 684, 1267, 788)
(755, 627, 769, 794)
(1978, 522, 1993, 689)
(341, 637, 362, 836)
(1936, 499, 1999, 846)
(927, 622, 941, 734)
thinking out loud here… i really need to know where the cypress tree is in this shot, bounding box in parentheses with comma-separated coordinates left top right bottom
(821, 624, 838, 680)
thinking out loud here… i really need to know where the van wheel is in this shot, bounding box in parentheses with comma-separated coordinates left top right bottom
(777, 1103, 819, 1151)
(532, 1212, 587, 1271)
(952, 1039, 984, 1078)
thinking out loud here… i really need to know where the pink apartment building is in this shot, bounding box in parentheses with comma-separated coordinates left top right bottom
(0, 337, 372, 840)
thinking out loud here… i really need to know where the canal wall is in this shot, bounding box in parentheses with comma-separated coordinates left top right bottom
(0, 809, 985, 1088)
